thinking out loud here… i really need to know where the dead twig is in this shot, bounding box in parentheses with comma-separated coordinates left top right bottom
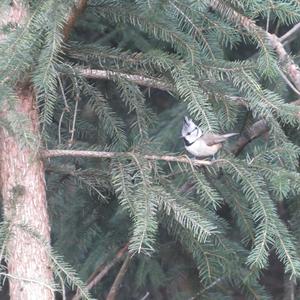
(72, 244, 128, 300)
(69, 81, 79, 146)
(57, 74, 70, 144)
(106, 255, 131, 300)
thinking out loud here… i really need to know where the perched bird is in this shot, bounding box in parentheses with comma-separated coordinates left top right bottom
(181, 116, 238, 158)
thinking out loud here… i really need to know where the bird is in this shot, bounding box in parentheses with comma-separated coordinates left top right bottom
(181, 116, 238, 158)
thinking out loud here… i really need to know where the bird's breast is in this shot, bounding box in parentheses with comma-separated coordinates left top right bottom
(185, 139, 222, 157)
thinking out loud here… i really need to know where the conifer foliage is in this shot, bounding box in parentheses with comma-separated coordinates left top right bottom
(1, 0, 300, 299)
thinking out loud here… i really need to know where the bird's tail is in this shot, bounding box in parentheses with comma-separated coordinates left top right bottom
(223, 133, 239, 138)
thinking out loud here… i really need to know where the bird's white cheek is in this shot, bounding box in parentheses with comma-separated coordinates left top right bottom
(188, 134, 199, 144)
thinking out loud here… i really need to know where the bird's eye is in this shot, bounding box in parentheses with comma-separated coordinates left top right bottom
(187, 132, 191, 135)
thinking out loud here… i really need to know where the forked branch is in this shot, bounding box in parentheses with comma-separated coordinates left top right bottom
(72, 244, 128, 300)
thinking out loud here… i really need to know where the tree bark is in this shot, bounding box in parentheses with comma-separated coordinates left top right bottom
(0, 3, 53, 299)
(0, 86, 54, 299)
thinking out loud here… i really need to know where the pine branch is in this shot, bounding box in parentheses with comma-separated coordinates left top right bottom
(79, 68, 173, 91)
(42, 150, 214, 166)
(211, 0, 300, 91)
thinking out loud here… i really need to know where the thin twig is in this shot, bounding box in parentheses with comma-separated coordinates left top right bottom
(57, 75, 70, 145)
(279, 22, 300, 43)
(277, 68, 300, 96)
(106, 255, 131, 300)
(57, 272, 66, 300)
(58, 110, 65, 145)
(140, 292, 150, 300)
(266, 8, 270, 33)
(188, 277, 224, 300)
(69, 80, 80, 146)
(57, 75, 69, 109)
(42, 150, 214, 167)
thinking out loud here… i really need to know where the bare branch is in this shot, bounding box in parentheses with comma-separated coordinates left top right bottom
(266, 8, 270, 33)
(279, 22, 300, 43)
(58, 110, 65, 145)
(140, 292, 150, 300)
(106, 255, 131, 300)
(232, 120, 269, 156)
(69, 81, 80, 146)
(268, 33, 300, 91)
(78, 68, 173, 92)
(277, 68, 300, 96)
(57, 74, 70, 145)
(57, 75, 69, 110)
(42, 150, 214, 167)
(72, 244, 128, 300)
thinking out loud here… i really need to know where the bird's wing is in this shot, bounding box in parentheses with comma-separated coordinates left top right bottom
(201, 133, 228, 146)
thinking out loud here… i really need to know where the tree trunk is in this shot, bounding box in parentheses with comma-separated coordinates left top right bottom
(0, 0, 54, 300)
(0, 2, 54, 299)
(0, 86, 54, 299)
(0, 1, 89, 298)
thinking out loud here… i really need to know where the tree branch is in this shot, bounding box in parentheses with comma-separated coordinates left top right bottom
(63, 0, 88, 42)
(279, 22, 300, 43)
(42, 150, 214, 167)
(72, 244, 128, 300)
(268, 33, 300, 91)
(42, 93, 300, 163)
(232, 120, 269, 156)
(77, 5, 300, 99)
(232, 98, 300, 155)
(106, 255, 131, 300)
(67, 3, 300, 160)
(42, 96, 300, 164)
(79, 68, 173, 92)
(211, 0, 300, 92)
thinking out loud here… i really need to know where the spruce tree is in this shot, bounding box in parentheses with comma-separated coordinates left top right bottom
(1, 0, 300, 299)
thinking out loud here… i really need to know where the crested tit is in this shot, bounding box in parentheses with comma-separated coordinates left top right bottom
(181, 116, 238, 158)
